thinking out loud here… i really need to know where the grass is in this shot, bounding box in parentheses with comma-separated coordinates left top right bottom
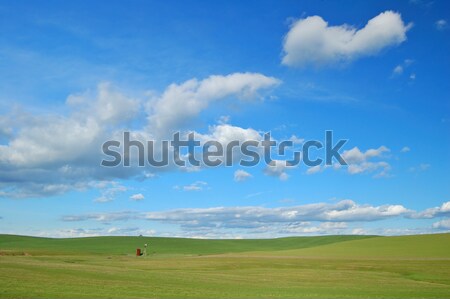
(0, 234, 374, 256)
(1, 233, 449, 298)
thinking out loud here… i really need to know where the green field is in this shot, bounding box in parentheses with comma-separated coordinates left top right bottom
(1, 233, 449, 298)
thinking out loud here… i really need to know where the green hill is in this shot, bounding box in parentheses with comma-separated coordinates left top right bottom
(257, 233, 450, 259)
(0, 234, 374, 256)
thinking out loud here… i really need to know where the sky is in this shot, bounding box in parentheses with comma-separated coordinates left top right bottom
(0, 0, 449, 238)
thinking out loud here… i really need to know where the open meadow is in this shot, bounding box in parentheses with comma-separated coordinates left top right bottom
(1, 233, 449, 298)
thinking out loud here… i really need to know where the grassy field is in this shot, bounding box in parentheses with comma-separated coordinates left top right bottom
(1, 233, 449, 298)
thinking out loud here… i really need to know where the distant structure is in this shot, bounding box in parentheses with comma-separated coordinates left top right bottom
(136, 243, 149, 257)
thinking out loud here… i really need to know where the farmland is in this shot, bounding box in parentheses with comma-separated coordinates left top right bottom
(1, 233, 449, 298)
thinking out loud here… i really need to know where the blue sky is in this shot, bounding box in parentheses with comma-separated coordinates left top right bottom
(0, 0, 449, 238)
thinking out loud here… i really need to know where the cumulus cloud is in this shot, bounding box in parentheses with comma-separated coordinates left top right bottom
(148, 73, 280, 135)
(66, 200, 409, 225)
(1, 83, 141, 169)
(432, 219, 450, 230)
(195, 123, 263, 165)
(282, 11, 411, 67)
(307, 146, 391, 177)
(234, 169, 252, 182)
(409, 201, 450, 219)
(341, 146, 391, 176)
(198, 124, 262, 146)
(0, 72, 279, 199)
(0, 83, 145, 198)
(67, 82, 141, 125)
(0, 115, 100, 168)
(342, 146, 389, 164)
(263, 160, 294, 180)
(130, 193, 145, 201)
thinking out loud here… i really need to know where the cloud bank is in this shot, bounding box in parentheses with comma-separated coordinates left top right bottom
(60, 200, 450, 237)
(0, 73, 279, 198)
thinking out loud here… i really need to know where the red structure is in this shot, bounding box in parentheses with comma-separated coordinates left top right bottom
(136, 248, 141, 256)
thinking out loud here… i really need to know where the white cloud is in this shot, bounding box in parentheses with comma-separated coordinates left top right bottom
(0, 83, 139, 168)
(325, 203, 408, 220)
(130, 193, 145, 201)
(263, 160, 294, 180)
(93, 196, 114, 203)
(198, 124, 262, 146)
(33, 227, 156, 238)
(0, 115, 100, 167)
(435, 19, 447, 30)
(0, 72, 279, 199)
(279, 222, 348, 234)
(0, 82, 148, 198)
(174, 181, 208, 192)
(64, 199, 412, 226)
(347, 161, 391, 177)
(432, 219, 450, 230)
(195, 123, 263, 165)
(282, 11, 411, 67)
(234, 169, 252, 182)
(148, 73, 280, 134)
(409, 201, 450, 219)
(289, 135, 304, 144)
(351, 228, 367, 235)
(68, 82, 141, 125)
(393, 65, 403, 75)
(342, 146, 389, 164)
(62, 211, 139, 222)
(401, 146, 410, 153)
(141, 200, 410, 227)
(306, 165, 323, 175)
(305, 145, 390, 177)
(62, 200, 450, 237)
(391, 59, 414, 77)
(93, 181, 127, 203)
(341, 146, 391, 176)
